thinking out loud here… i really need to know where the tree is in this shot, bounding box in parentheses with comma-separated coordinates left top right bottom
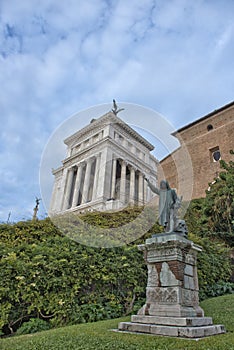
(203, 150, 234, 245)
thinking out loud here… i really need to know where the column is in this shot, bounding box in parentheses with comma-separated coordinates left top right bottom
(88, 158, 96, 201)
(111, 158, 117, 199)
(138, 173, 144, 205)
(49, 180, 58, 213)
(143, 180, 148, 204)
(59, 168, 68, 211)
(92, 154, 100, 201)
(129, 166, 135, 205)
(62, 168, 74, 210)
(72, 164, 83, 208)
(96, 149, 107, 199)
(120, 160, 126, 203)
(82, 159, 92, 204)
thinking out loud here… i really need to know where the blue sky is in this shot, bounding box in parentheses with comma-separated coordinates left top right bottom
(0, 0, 234, 222)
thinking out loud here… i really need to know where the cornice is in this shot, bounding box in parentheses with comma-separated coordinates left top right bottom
(64, 112, 154, 151)
(62, 136, 110, 165)
(64, 112, 112, 145)
(103, 139, 157, 174)
(173, 100, 234, 136)
(52, 166, 63, 176)
(53, 137, 157, 175)
(112, 115, 154, 150)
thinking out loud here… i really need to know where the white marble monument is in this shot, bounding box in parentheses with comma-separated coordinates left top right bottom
(49, 110, 158, 215)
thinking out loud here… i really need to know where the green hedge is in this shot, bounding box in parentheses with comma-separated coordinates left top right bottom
(0, 208, 232, 336)
(0, 216, 147, 335)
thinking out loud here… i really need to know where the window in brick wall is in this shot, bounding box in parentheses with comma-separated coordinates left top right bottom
(210, 146, 221, 162)
(207, 124, 213, 131)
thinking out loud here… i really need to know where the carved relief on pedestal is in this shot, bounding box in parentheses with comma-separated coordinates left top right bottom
(146, 287, 178, 304)
(182, 289, 199, 306)
(147, 247, 182, 262)
(185, 253, 196, 265)
(159, 288, 178, 303)
(146, 287, 157, 302)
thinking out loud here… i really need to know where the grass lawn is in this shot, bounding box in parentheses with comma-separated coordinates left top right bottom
(1, 294, 234, 350)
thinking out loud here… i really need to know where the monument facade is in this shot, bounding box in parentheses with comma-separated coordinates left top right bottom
(50, 110, 158, 214)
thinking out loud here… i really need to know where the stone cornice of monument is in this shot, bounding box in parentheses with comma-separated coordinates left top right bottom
(64, 111, 155, 151)
(59, 137, 157, 175)
(52, 166, 63, 176)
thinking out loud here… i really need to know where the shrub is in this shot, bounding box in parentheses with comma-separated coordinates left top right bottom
(16, 318, 51, 335)
(199, 282, 234, 300)
(189, 233, 232, 300)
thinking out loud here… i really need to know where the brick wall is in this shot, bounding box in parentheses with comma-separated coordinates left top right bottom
(159, 103, 234, 199)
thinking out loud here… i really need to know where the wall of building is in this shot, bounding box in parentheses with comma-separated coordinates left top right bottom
(159, 102, 234, 199)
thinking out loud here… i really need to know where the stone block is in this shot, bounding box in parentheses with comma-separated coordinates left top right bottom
(181, 289, 199, 306)
(118, 322, 151, 333)
(146, 302, 202, 318)
(178, 325, 226, 338)
(160, 262, 180, 286)
(203, 325, 226, 337)
(151, 325, 179, 337)
(146, 233, 189, 244)
(185, 254, 196, 265)
(146, 286, 179, 305)
(178, 326, 205, 338)
(147, 264, 159, 287)
(118, 322, 226, 338)
(131, 315, 213, 327)
(184, 276, 195, 290)
(184, 264, 193, 276)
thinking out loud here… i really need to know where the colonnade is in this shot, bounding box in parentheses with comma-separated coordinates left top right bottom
(62, 155, 148, 211)
(62, 155, 98, 210)
(111, 159, 147, 206)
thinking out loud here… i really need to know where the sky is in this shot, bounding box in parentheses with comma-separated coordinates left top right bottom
(0, 0, 234, 222)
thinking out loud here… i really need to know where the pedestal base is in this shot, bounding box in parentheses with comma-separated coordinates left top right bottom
(118, 316, 225, 338)
(117, 232, 226, 338)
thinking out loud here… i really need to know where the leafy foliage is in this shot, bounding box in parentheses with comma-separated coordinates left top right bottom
(188, 233, 231, 300)
(184, 198, 206, 233)
(203, 151, 234, 243)
(0, 215, 147, 335)
(53, 205, 160, 248)
(185, 151, 234, 245)
(200, 282, 234, 299)
(17, 318, 51, 335)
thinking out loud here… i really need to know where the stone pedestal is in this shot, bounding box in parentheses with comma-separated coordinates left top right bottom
(118, 233, 225, 338)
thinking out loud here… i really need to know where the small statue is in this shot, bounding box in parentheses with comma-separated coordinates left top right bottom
(33, 197, 41, 221)
(111, 99, 125, 115)
(173, 195, 188, 237)
(144, 178, 188, 236)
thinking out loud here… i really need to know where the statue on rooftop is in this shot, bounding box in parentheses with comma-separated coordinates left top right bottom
(112, 99, 125, 115)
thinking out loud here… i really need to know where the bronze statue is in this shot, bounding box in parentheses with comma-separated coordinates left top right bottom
(111, 99, 125, 115)
(144, 178, 187, 236)
(33, 197, 41, 221)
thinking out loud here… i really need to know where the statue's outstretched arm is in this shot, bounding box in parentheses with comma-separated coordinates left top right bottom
(144, 177, 160, 195)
